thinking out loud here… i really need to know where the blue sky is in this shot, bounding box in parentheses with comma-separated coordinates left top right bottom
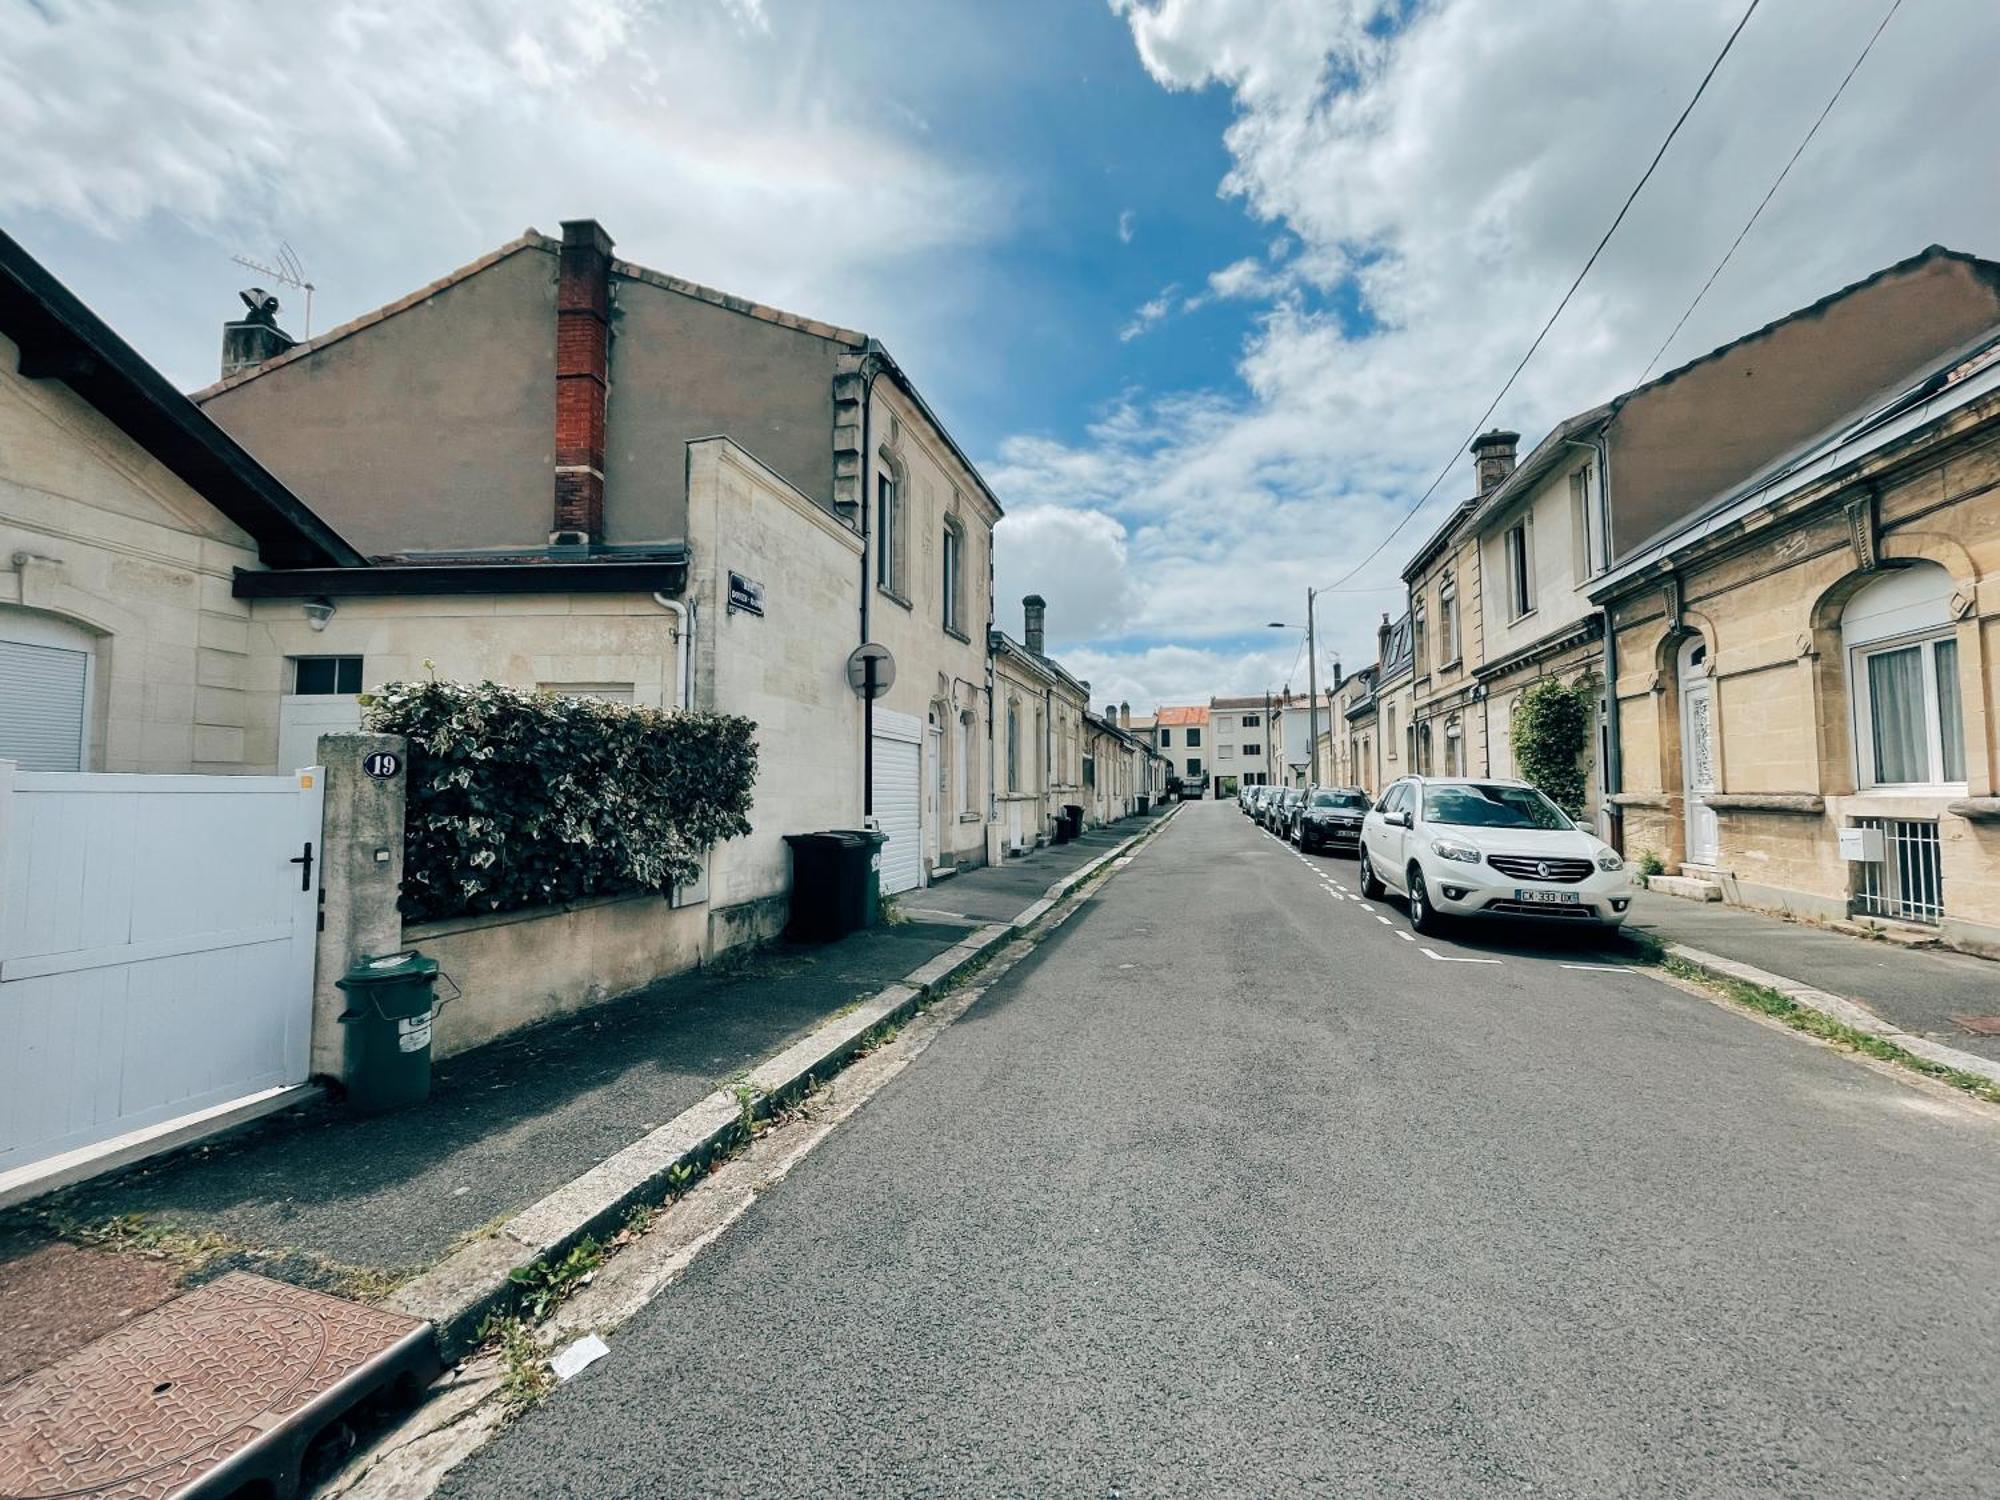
(6, 0, 1998, 709)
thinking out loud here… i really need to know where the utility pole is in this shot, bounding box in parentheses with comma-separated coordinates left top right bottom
(1305, 586, 1320, 787)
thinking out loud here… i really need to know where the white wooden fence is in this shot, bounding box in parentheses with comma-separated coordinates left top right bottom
(0, 762, 323, 1179)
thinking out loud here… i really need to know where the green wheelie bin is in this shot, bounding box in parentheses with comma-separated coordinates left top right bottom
(336, 950, 442, 1113)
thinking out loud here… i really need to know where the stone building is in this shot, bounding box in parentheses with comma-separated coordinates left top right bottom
(1595, 329, 2000, 955)
(195, 219, 1004, 914)
(990, 594, 1091, 853)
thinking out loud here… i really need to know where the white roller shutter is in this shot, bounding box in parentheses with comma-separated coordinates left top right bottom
(0, 638, 90, 772)
(871, 708, 923, 895)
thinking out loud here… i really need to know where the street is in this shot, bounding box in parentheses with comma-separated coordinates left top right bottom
(441, 801, 2000, 1498)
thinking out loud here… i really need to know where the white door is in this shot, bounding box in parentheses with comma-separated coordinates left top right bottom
(925, 717, 944, 870)
(279, 693, 363, 773)
(0, 766, 323, 1179)
(871, 708, 923, 895)
(1679, 637, 1720, 865)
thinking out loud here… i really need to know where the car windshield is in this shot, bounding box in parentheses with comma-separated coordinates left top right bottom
(1312, 791, 1368, 810)
(1422, 783, 1572, 830)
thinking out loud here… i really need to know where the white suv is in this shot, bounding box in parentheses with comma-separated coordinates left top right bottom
(1359, 776, 1634, 934)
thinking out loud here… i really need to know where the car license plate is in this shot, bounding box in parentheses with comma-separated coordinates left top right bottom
(1514, 888, 1581, 905)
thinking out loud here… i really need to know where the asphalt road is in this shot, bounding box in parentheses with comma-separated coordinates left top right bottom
(443, 800, 2000, 1498)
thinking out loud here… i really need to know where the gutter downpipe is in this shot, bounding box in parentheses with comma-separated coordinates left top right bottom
(652, 594, 693, 710)
(857, 357, 884, 821)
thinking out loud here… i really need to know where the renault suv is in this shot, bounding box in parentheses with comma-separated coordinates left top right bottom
(1358, 776, 1633, 934)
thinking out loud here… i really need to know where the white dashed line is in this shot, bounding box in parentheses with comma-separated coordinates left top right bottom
(1357, 903, 1376, 913)
(1395, 931, 1414, 942)
(1420, 947, 1503, 964)
(1374, 915, 1392, 925)
(1560, 964, 1637, 973)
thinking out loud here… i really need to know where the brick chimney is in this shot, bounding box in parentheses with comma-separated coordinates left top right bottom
(553, 220, 614, 546)
(1023, 594, 1046, 656)
(1120, 701, 1131, 727)
(1471, 428, 1519, 497)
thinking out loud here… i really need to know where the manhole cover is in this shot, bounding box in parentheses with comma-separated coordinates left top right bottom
(0, 1271, 431, 1500)
(1949, 1015, 2000, 1036)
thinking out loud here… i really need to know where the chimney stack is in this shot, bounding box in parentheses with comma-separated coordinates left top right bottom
(1023, 594, 1046, 656)
(220, 288, 294, 379)
(1120, 701, 1131, 727)
(553, 219, 615, 547)
(1376, 612, 1392, 667)
(1471, 428, 1519, 497)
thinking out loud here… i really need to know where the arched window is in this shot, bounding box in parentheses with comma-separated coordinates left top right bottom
(1842, 564, 1964, 788)
(875, 455, 907, 599)
(941, 515, 965, 634)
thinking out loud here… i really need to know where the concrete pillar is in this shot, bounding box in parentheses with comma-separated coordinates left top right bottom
(311, 732, 408, 1079)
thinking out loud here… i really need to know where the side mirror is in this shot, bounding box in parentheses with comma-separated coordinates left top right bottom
(1395, 811, 1413, 829)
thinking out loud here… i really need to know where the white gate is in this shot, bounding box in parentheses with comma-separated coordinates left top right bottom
(0, 764, 323, 1178)
(871, 708, 923, 895)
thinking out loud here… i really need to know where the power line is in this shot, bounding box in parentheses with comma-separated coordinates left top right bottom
(1320, 0, 1766, 596)
(1638, 0, 1907, 383)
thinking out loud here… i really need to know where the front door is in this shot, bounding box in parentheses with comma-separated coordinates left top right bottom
(1679, 637, 1720, 865)
(924, 715, 944, 871)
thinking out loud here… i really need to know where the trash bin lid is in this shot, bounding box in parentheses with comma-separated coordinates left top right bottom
(786, 830, 867, 849)
(831, 828, 889, 846)
(338, 950, 438, 986)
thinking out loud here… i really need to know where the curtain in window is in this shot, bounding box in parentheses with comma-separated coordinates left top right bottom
(1867, 646, 1928, 784)
(1936, 637, 1964, 782)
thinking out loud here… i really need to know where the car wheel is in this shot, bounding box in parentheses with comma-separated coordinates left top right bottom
(1359, 849, 1386, 899)
(1407, 867, 1444, 935)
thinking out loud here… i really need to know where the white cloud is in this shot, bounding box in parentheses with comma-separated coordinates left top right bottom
(1118, 283, 1180, 341)
(0, 0, 995, 386)
(1118, 208, 1136, 243)
(1017, 0, 2000, 710)
(993, 505, 1142, 647)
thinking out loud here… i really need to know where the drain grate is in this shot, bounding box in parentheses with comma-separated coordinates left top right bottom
(1949, 1015, 2000, 1037)
(0, 1271, 434, 1500)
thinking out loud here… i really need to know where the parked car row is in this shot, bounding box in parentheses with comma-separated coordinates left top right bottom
(1244, 775, 1636, 935)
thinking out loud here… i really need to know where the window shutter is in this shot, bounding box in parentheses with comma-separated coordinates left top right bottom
(0, 638, 89, 771)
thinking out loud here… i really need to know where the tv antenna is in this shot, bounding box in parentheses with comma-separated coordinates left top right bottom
(231, 242, 315, 337)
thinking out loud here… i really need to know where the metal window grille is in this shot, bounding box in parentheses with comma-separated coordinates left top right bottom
(1851, 818, 1944, 925)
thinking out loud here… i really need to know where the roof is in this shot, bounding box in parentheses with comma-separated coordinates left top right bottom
(991, 631, 1089, 700)
(1400, 495, 1477, 583)
(1153, 704, 1210, 727)
(192, 226, 1003, 521)
(0, 229, 363, 569)
(1464, 405, 1613, 533)
(1209, 695, 1274, 710)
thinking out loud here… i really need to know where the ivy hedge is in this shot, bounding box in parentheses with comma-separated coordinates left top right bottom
(1508, 674, 1595, 819)
(361, 679, 757, 922)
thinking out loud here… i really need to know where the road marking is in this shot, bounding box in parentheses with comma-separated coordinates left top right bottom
(1358, 903, 1376, 913)
(1374, 915, 1392, 925)
(1560, 963, 1637, 973)
(1420, 947, 1503, 964)
(1395, 931, 1414, 942)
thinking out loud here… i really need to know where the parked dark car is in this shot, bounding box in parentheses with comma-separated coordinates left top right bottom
(1264, 786, 1304, 833)
(1295, 786, 1372, 852)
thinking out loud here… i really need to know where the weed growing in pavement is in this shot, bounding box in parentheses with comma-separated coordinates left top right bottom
(880, 893, 910, 925)
(1662, 956, 2000, 1106)
(482, 1314, 554, 1414)
(506, 1237, 603, 1323)
(1636, 848, 1665, 880)
(728, 1080, 764, 1138)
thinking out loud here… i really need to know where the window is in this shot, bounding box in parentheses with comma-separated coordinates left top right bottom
(1570, 465, 1605, 579)
(941, 518, 964, 634)
(1186, 727, 1202, 748)
(1218, 744, 1234, 759)
(1422, 782, 1570, 830)
(1006, 700, 1020, 792)
(1843, 564, 1966, 789)
(1505, 520, 1534, 618)
(293, 656, 362, 695)
(1185, 757, 1201, 776)
(1413, 609, 1428, 678)
(1243, 743, 1262, 758)
(0, 609, 95, 772)
(1439, 574, 1459, 664)
(1385, 705, 1397, 758)
(958, 711, 976, 813)
(1241, 713, 1261, 729)
(875, 470, 904, 598)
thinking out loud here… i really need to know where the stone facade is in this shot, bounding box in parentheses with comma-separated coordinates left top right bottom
(1597, 358, 2000, 956)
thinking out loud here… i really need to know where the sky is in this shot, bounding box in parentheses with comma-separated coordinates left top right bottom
(5, 0, 1998, 712)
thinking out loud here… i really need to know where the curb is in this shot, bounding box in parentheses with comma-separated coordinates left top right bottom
(1662, 942, 2000, 1090)
(389, 806, 1178, 1360)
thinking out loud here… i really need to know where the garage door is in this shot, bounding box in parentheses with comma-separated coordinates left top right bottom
(872, 708, 922, 895)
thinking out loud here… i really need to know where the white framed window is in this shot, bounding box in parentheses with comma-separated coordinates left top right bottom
(1159, 727, 1171, 748)
(1385, 705, 1397, 759)
(0, 608, 96, 771)
(875, 468, 905, 599)
(1413, 608, 1428, 678)
(1241, 713, 1261, 728)
(1843, 564, 1965, 790)
(1570, 465, 1605, 579)
(1504, 520, 1534, 619)
(1218, 744, 1234, 759)
(958, 711, 976, 813)
(942, 517, 964, 635)
(293, 656, 363, 695)
(1006, 699, 1021, 792)
(1438, 575, 1459, 664)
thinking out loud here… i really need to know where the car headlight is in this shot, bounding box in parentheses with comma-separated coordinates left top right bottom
(1430, 838, 1482, 864)
(1596, 851, 1625, 871)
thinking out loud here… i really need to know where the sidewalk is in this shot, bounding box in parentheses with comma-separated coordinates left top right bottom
(0, 814, 1167, 1386)
(1628, 890, 2000, 1063)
